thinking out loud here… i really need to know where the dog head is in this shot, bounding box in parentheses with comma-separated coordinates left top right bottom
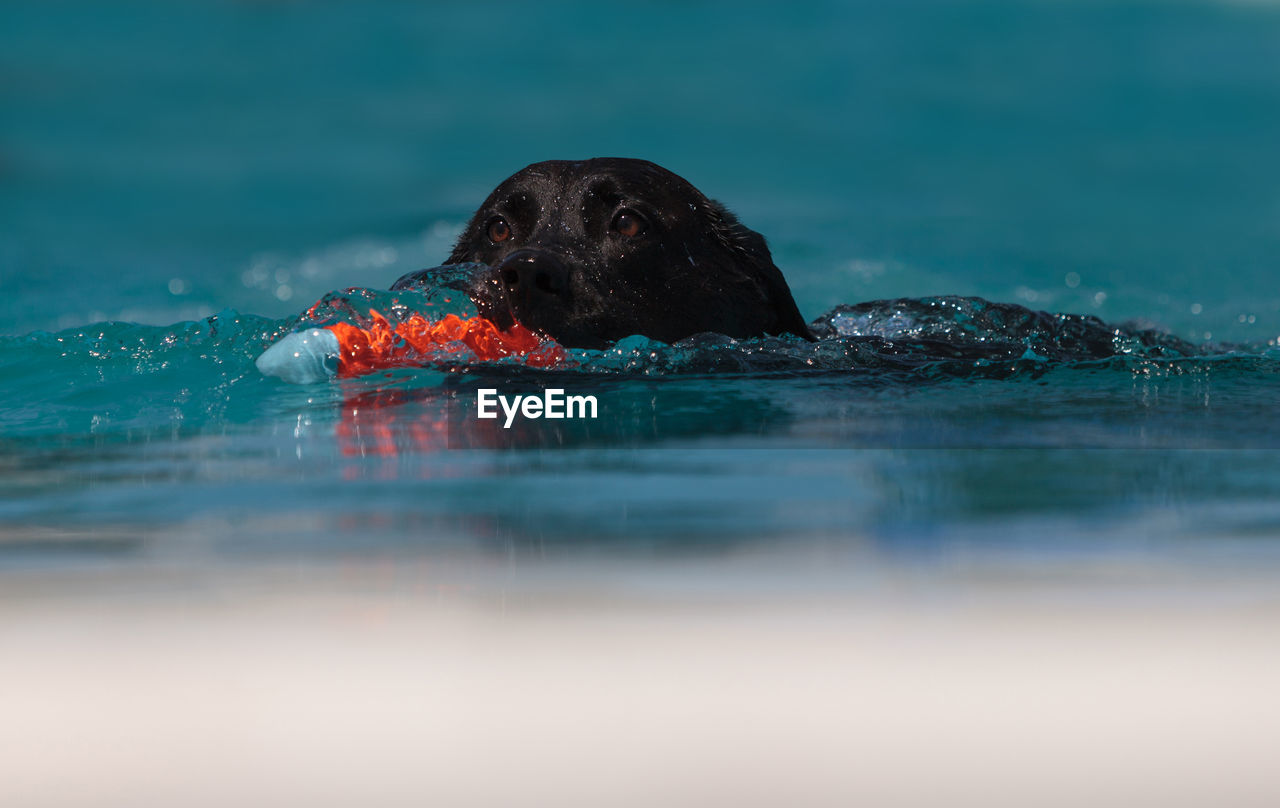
(407, 158, 812, 348)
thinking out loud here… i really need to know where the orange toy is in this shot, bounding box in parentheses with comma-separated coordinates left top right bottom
(256, 309, 568, 384)
(328, 311, 568, 376)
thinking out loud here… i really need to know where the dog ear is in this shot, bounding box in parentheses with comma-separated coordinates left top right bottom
(702, 199, 813, 341)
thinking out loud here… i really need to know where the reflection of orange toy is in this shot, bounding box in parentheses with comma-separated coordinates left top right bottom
(328, 311, 567, 376)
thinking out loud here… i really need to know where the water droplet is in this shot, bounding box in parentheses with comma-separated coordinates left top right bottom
(1064, 272, 1081, 288)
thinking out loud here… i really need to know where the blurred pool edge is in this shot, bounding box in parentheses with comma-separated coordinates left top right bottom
(2, 557, 1278, 808)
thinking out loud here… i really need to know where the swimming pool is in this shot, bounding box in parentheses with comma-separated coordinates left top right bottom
(5, 3, 1280, 804)
(4, 0, 1279, 566)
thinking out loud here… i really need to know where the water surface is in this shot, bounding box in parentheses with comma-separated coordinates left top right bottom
(3, 0, 1280, 574)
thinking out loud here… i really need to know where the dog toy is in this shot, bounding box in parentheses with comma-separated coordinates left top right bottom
(256, 309, 567, 384)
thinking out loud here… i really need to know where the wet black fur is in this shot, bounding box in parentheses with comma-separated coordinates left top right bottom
(432, 158, 812, 348)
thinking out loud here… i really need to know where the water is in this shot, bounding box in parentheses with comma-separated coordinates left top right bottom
(5, 5, 1280, 803)
(4, 0, 1280, 568)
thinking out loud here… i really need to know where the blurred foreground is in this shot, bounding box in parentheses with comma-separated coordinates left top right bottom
(3, 554, 1277, 808)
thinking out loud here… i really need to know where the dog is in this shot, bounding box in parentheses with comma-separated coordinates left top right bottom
(393, 158, 812, 349)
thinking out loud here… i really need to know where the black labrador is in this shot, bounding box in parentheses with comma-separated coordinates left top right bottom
(393, 158, 812, 348)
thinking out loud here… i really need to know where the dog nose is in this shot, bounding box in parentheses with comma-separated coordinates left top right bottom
(497, 250, 570, 301)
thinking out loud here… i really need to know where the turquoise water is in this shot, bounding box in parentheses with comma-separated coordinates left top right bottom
(4, 1, 1280, 569)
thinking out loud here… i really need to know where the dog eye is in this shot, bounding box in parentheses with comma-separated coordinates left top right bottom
(486, 217, 511, 243)
(612, 209, 646, 238)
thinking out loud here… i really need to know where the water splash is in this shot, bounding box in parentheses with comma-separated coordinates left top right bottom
(4, 276, 1276, 444)
(261, 275, 1231, 382)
